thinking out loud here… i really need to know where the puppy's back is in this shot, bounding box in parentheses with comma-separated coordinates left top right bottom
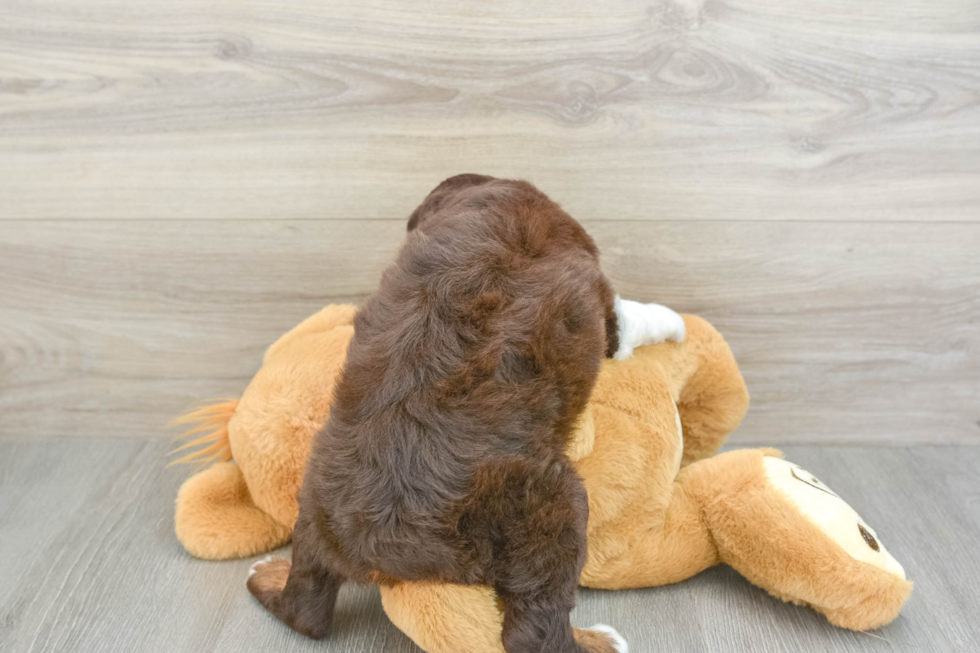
(313, 177, 613, 579)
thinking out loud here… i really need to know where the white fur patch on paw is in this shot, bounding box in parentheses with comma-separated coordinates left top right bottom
(614, 297, 686, 360)
(587, 624, 628, 653)
(247, 555, 277, 580)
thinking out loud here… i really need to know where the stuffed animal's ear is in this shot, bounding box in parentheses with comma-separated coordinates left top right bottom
(263, 304, 357, 363)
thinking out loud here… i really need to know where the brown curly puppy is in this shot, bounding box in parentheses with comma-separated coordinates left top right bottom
(249, 174, 661, 653)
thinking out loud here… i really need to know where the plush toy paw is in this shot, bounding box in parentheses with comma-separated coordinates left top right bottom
(175, 462, 292, 560)
(613, 297, 686, 360)
(575, 624, 628, 653)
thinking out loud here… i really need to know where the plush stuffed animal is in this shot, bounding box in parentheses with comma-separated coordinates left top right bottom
(173, 304, 911, 650)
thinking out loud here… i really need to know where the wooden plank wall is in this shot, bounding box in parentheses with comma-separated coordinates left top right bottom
(1, 0, 978, 443)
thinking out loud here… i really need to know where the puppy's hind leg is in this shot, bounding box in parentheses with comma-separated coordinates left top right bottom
(246, 518, 345, 640)
(481, 460, 627, 653)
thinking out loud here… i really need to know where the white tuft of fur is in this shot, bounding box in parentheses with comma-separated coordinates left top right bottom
(247, 555, 277, 580)
(613, 296, 686, 360)
(587, 624, 628, 653)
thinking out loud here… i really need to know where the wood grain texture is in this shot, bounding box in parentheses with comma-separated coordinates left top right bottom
(0, 437, 977, 652)
(1, 219, 977, 443)
(1, 0, 978, 220)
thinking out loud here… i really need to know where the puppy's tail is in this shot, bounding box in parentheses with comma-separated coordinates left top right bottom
(168, 399, 238, 466)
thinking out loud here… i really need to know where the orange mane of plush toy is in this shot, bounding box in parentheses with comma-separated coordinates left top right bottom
(173, 304, 911, 652)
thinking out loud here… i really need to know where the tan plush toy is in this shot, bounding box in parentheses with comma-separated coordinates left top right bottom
(173, 304, 911, 650)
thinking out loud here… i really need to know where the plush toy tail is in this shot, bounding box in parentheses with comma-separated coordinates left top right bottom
(168, 399, 239, 466)
(170, 400, 293, 559)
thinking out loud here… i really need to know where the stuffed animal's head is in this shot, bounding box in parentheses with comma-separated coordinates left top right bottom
(762, 457, 905, 579)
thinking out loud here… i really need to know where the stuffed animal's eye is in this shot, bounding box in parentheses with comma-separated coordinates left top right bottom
(858, 524, 880, 551)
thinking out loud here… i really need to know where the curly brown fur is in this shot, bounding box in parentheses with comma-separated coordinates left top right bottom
(249, 174, 622, 652)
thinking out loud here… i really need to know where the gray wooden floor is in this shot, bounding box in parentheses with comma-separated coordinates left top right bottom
(1, 437, 977, 653)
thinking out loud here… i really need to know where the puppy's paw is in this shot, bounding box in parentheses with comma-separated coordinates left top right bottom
(576, 623, 629, 653)
(246, 556, 290, 597)
(247, 555, 276, 579)
(614, 297, 685, 360)
(654, 304, 686, 344)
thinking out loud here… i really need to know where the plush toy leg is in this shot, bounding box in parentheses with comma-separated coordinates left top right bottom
(672, 315, 750, 466)
(576, 364, 720, 590)
(602, 315, 749, 468)
(579, 477, 719, 589)
(380, 582, 624, 653)
(175, 461, 291, 560)
(687, 449, 912, 630)
(380, 582, 506, 653)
